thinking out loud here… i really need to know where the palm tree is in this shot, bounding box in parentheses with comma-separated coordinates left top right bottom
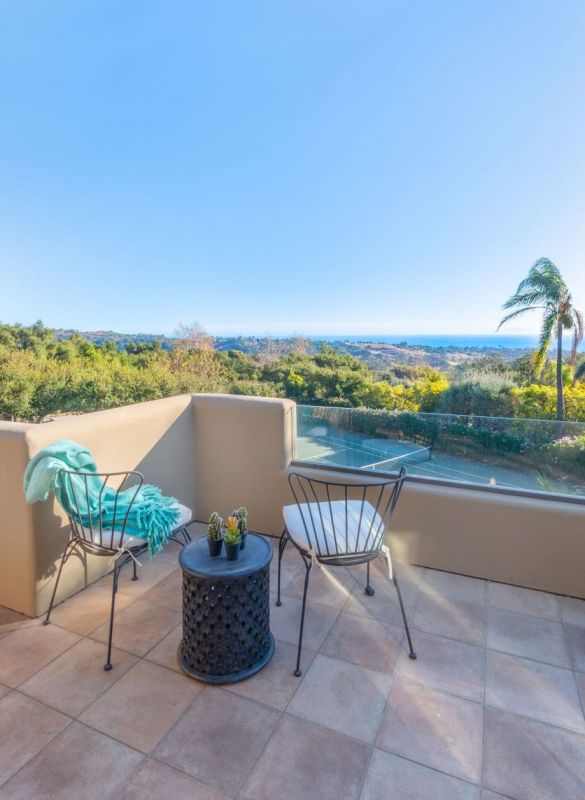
(498, 258, 583, 421)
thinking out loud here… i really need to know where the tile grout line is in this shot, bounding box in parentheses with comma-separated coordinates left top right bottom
(146, 756, 237, 800)
(372, 670, 485, 787)
(49, 591, 139, 638)
(481, 639, 571, 671)
(572, 667, 585, 726)
(81, 584, 182, 659)
(279, 577, 585, 760)
(282, 641, 585, 747)
(0, 713, 78, 791)
(263, 530, 319, 800)
(1, 547, 318, 797)
(478, 702, 585, 741)
(0, 549, 204, 793)
(479, 619, 488, 793)
(407, 612, 575, 670)
(148, 683, 279, 800)
(379, 749, 485, 791)
(75, 656, 197, 733)
(71, 672, 523, 800)
(10, 687, 76, 720)
(2, 549, 583, 797)
(483, 643, 574, 672)
(393, 644, 585, 741)
(356, 609, 405, 800)
(6, 625, 82, 691)
(238, 562, 402, 800)
(11, 582, 184, 719)
(4, 627, 141, 723)
(302, 568, 387, 798)
(233, 703, 287, 800)
(0, 691, 580, 794)
(362, 746, 483, 793)
(316, 561, 424, 800)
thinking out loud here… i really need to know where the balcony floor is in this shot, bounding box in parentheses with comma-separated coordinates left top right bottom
(0, 528, 584, 799)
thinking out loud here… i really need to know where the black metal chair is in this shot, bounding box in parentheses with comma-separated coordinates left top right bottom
(43, 469, 192, 671)
(277, 468, 416, 676)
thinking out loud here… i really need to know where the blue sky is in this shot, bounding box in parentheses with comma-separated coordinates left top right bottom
(1, 1, 585, 336)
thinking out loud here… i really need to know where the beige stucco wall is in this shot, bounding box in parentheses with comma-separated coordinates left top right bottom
(287, 464, 585, 599)
(1, 393, 584, 616)
(0, 424, 37, 616)
(191, 394, 296, 534)
(0, 395, 195, 616)
(393, 481, 585, 599)
(0, 393, 294, 616)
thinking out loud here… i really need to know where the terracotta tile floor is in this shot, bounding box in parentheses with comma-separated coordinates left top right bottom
(0, 529, 585, 799)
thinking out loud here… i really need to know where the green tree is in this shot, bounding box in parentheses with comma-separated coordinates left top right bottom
(439, 374, 517, 417)
(498, 258, 583, 421)
(510, 353, 555, 387)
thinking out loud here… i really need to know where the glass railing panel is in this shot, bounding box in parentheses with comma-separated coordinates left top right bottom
(296, 405, 585, 498)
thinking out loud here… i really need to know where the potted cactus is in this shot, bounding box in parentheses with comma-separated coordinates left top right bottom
(207, 512, 224, 557)
(232, 506, 249, 549)
(224, 515, 242, 561)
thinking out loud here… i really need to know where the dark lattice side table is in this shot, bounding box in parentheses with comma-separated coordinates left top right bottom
(178, 532, 274, 683)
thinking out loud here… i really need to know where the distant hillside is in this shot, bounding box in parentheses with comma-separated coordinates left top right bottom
(52, 329, 533, 371)
(329, 340, 532, 369)
(4, 321, 585, 425)
(53, 329, 176, 350)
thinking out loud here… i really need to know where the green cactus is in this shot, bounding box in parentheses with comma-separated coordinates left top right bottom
(224, 515, 241, 544)
(207, 511, 224, 541)
(231, 506, 248, 535)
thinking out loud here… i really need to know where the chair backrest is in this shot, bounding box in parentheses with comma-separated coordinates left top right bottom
(60, 469, 144, 552)
(287, 468, 406, 559)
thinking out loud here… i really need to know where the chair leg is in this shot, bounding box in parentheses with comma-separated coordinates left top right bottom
(364, 561, 375, 596)
(43, 540, 77, 626)
(169, 531, 184, 547)
(294, 556, 312, 677)
(394, 571, 417, 660)
(276, 529, 289, 606)
(104, 561, 121, 671)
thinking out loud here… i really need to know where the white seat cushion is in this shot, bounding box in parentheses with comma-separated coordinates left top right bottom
(81, 502, 192, 547)
(283, 500, 384, 556)
(172, 502, 192, 530)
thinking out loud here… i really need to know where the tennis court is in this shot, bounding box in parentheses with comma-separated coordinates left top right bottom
(297, 425, 584, 495)
(298, 429, 432, 471)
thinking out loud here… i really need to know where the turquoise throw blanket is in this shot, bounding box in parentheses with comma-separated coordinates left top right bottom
(23, 440, 180, 556)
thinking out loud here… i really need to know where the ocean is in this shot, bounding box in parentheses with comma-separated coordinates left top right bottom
(313, 334, 584, 350)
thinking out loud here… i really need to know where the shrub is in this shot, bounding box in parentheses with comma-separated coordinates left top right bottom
(512, 384, 585, 421)
(348, 409, 440, 446)
(438, 374, 517, 417)
(542, 434, 585, 479)
(439, 420, 525, 453)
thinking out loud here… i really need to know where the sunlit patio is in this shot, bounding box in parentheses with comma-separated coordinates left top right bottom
(1, 526, 584, 800)
(3, 1, 585, 797)
(1, 394, 584, 800)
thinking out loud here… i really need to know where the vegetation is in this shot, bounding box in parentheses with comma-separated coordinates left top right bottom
(543, 434, 585, 480)
(498, 258, 583, 420)
(224, 516, 242, 545)
(308, 404, 585, 486)
(232, 507, 248, 535)
(438, 374, 517, 417)
(1, 319, 585, 424)
(207, 512, 223, 541)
